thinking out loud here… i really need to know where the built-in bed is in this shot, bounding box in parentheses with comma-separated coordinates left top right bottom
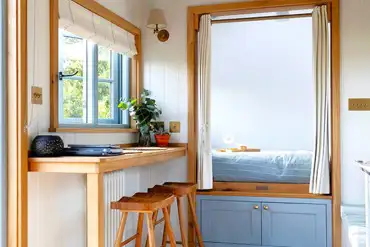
(212, 150, 313, 184)
(199, 150, 332, 247)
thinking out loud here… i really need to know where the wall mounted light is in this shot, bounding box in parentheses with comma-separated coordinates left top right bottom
(147, 9, 170, 42)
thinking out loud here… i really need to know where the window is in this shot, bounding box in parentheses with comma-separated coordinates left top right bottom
(58, 30, 130, 127)
(211, 16, 314, 151)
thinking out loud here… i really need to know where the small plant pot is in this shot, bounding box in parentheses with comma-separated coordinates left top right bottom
(154, 134, 171, 147)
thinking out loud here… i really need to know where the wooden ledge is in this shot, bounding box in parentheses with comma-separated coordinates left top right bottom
(28, 147, 186, 174)
(197, 190, 332, 199)
(49, 128, 138, 133)
(198, 182, 332, 199)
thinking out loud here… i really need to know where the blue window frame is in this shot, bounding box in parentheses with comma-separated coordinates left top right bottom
(58, 30, 130, 128)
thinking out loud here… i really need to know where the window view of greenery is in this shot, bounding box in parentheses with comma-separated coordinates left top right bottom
(62, 35, 85, 120)
(98, 46, 113, 120)
(61, 32, 119, 123)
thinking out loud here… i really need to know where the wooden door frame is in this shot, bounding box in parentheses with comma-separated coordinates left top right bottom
(7, 0, 28, 246)
(187, 0, 341, 246)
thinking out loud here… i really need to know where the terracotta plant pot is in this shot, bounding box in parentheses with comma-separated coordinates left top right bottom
(154, 134, 171, 147)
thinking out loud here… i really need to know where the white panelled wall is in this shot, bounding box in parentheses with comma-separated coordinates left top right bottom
(27, 0, 370, 246)
(341, 0, 370, 206)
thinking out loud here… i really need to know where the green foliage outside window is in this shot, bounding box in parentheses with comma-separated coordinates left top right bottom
(63, 59, 83, 119)
(63, 58, 113, 120)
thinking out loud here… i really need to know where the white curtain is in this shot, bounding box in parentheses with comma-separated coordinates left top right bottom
(197, 14, 213, 190)
(59, 0, 137, 57)
(310, 5, 331, 194)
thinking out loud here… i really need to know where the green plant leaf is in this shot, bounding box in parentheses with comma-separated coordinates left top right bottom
(118, 89, 162, 127)
(130, 99, 137, 105)
(118, 101, 128, 110)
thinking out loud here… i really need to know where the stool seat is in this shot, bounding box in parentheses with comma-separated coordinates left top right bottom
(111, 193, 174, 211)
(147, 182, 204, 247)
(149, 182, 196, 197)
(111, 192, 177, 247)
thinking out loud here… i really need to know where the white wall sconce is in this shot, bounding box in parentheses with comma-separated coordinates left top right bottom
(147, 9, 170, 42)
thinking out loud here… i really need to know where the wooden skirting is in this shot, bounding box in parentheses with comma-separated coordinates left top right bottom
(198, 182, 333, 199)
(214, 181, 309, 193)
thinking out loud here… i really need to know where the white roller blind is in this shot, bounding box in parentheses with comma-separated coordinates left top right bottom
(59, 0, 137, 57)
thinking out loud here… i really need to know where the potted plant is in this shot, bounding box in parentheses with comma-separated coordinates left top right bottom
(118, 89, 161, 147)
(153, 127, 171, 147)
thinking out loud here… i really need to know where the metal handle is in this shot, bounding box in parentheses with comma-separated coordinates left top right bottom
(59, 70, 79, 80)
(263, 205, 269, 210)
(253, 205, 259, 210)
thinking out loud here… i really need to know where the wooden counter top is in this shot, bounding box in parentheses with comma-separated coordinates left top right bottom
(28, 147, 187, 174)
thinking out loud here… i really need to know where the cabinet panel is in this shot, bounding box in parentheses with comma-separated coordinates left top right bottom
(262, 202, 327, 247)
(199, 200, 262, 245)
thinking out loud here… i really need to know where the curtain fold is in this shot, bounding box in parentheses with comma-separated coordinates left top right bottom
(310, 5, 331, 194)
(59, 0, 137, 57)
(197, 14, 213, 190)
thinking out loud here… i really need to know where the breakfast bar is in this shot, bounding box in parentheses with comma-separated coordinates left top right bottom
(28, 147, 187, 247)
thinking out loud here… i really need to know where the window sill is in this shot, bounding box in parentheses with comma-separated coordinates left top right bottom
(48, 127, 138, 133)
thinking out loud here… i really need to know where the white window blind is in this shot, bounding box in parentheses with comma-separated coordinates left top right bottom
(59, 0, 137, 57)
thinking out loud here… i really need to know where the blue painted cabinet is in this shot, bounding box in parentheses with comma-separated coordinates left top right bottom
(197, 196, 332, 247)
(261, 202, 327, 247)
(199, 200, 262, 245)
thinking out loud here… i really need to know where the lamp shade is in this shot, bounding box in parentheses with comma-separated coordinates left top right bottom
(147, 9, 167, 29)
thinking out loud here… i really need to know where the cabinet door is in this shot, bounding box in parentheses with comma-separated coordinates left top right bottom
(199, 200, 262, 245)
(262, 202, 327, 247)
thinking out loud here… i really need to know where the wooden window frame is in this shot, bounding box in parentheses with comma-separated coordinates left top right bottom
(49, 0, 142, 133)
(57, 37, 130, 127)
(7, 0, 28, 246)
(187, 1, 341, 247)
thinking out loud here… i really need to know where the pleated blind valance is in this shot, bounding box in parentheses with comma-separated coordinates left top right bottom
(59, 0, 137, 57)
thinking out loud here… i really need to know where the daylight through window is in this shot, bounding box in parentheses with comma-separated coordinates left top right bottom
(58, 30, 130, 127)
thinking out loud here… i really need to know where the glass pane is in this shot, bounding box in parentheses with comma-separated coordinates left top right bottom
(63, 79, 85, 121)
(120, 56, 130, 125)
(211, 18, 313, 150)
(61, 31, 85, 77)
(98, 46, 112, 79)
(98, 81, 113, 119)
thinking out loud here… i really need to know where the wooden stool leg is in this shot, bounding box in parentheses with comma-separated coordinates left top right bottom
(136, 213, 144, 247)
(115, 212, 128, 247)
(146, 212, 156, 247)
(146, 210, 159, 247)
(177, 197, 188, 247)
(163, 207, 176, 247)
(187, 194, 204, 247)
(161, 205, 171, 247)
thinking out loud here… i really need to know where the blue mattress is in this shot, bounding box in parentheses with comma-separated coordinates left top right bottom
(212, 150, 312, 183)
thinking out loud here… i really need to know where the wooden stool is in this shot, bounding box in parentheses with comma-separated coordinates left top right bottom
(111, 192, 177, 247)
(148, 182, 204, 247)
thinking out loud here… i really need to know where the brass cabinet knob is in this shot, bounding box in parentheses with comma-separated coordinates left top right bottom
(253, 205, 259, 210)
(263, 205, 269, 210)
